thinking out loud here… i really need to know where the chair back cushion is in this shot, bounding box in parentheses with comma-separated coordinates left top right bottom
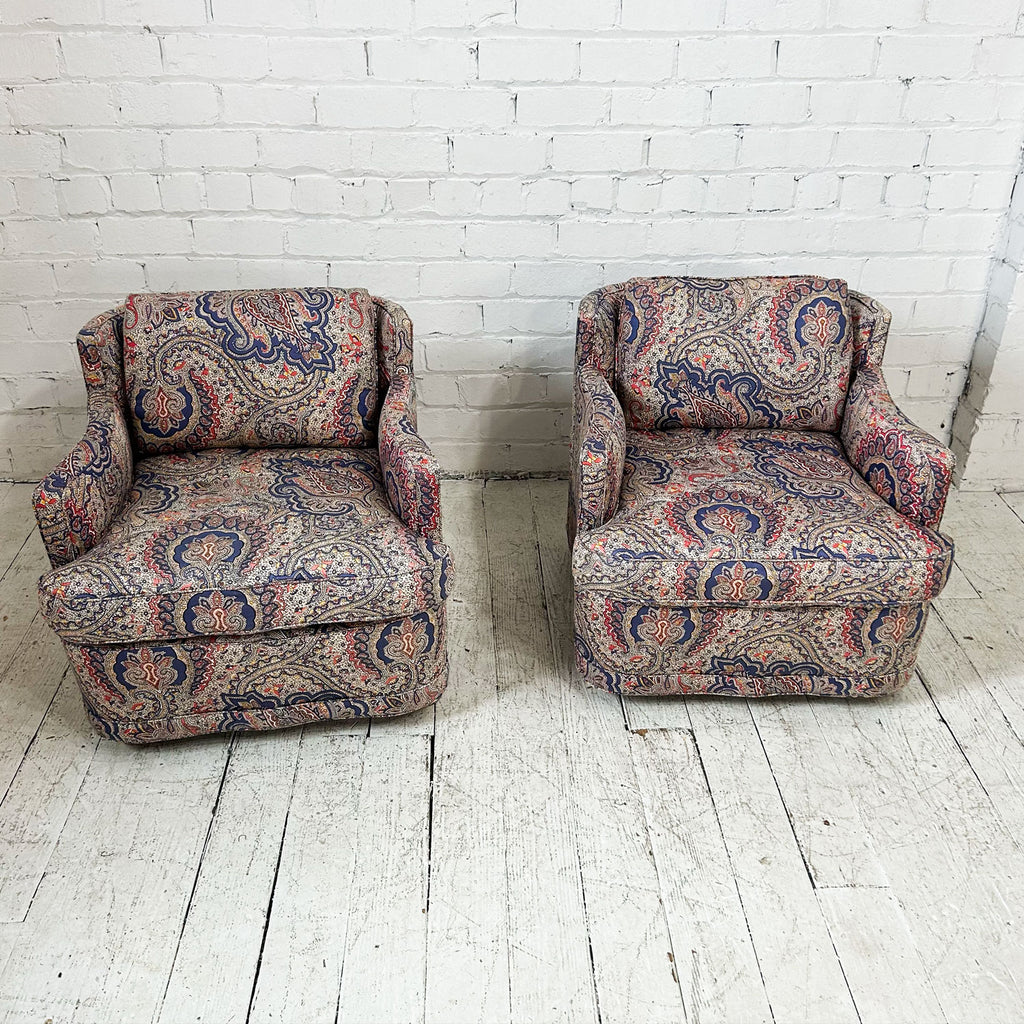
(616, 276, 853, 432)
(124, 288, 378, 454)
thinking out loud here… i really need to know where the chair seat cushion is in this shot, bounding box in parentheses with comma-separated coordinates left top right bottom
(572, 428, 952, 607)
(39, 447, 452, 644)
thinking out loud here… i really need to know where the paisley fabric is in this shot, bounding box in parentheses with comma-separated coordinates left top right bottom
(568, 278, 955, 699)
(373, 295, 415, 390)
(33, 309, 135, 569)
(575, 282, 623, 378)
(35, 292, 448, 742)
(616, 276, 853, 432)
(575, 428, 952, 607)
(848, 289, 891, 372)
(568, 366, 626, 545)
(66, 607, 447, 744)
(379, 372, 443, 543)
(575, 598, 925, 697)
(123, 288, 378, 455)
(842, 363, 953, 532)
(40, 446, 452, 645)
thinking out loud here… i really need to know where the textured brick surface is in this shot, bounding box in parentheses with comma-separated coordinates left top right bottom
(2, 0, 1023, 479)
(953, 165, 1024, 489)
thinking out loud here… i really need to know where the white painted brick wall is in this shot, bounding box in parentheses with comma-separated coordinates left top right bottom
(953, 166, 1024, 489)
(1, 0, 1023, 480)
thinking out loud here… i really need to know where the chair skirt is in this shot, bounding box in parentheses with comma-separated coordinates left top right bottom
(63, 607, 448, 743)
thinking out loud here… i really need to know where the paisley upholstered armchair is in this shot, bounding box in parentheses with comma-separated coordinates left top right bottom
(568, 276, 954, 698)
(34, 288, 451, 742)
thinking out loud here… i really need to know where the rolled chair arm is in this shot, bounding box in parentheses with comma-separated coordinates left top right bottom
(378, 371, 443, 543)
(841, 364, 954, 531)
(568, 366, 626, 546)
(32, 397, 135, 568)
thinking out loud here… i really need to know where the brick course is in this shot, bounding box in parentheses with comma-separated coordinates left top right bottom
(1, 0, 1023, 479)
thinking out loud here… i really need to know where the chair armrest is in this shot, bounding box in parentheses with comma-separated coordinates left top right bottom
(378, 371, 443, 543)
(32, 397, 135, 568)
(568, 366, 626, 546)
(841, 364, 954, 531)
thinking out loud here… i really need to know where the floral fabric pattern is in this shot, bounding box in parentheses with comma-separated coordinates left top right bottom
(842, 366, 954, 532)
(373, 295, 415, 390)
(33, 309, 135, 569)
(379, 372, 443, 543)
(575, 428, 952, 607)
(849, 289, 891, 371)
(616, 276, 853, 432)
(69, 607, 447, 744)
(575, 599, 924, 697)
(35, 293, 450, 742)
(568, 277, 954, 699)
(568, 366, 626, 545)
(123, 288, 379, 455)
(40, 446, 451, 644)
(575, 282, 623, 378)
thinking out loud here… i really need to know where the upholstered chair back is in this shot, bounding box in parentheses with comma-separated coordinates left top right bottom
(121, 287, 412, 455)
(613, 276, 854, 432)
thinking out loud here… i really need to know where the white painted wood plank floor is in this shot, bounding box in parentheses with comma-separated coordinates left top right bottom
(0, 479, 1022, 1024)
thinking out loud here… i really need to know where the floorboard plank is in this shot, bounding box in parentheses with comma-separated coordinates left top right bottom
(810, 677, 1024, 1022)
(942, 490, 1024, 556)
(0, 533, 53, 680)
(484, 480, 598, 1024)
(0, 734, 232, 1024)
(622, 694, 693, 732)
(917, 613, 1024, 846)
(425, 481, 511, 1024)
(687, 698, 860, 1024)
(0, 486, 33, 579)
(750, 698, 888, 888)
(0, 615, 72, 804)
(936, 599, 1024, 748)
(629, 726, 773, 1024)
(0, 673, 99, 924)
(157, 728, 301, 1024)
(335, 732, 431, 1024)
(1001, 490, 1024, 525)
(817, 887, 947, 1024)
(939, 561, 980, 600)
(247, 728, 365, 1024)
(532, 480, 686, 1024)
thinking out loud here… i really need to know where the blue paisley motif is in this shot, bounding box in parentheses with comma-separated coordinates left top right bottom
(693, 503, 763, 536)
(792, 296, 848, 351)
(182, 590, 257, 635)
(619, 296, 641, 348)
(710, 654, 824, 677)
(704, 561, 772, 602)
(376, 612, 436, 663)
(197, 289, 337, 372)
(133, 385, 194, 438)
(654, 361, 783, 428)
(171, 530, 245, 571)
(628, 606, 695, 646)
(864, 461, 898, 503)
(112, 646, 188, 691)
(867, 606, 925, 645)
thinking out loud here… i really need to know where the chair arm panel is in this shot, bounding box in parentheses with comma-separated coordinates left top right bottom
(576, 283, 623, 379)
(569, 366, 626, 546)
(33, 397, 135, 568)
(378, 371, 443, 543)
(373, 295, 414, 389)
(841, 364, 954, 531)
